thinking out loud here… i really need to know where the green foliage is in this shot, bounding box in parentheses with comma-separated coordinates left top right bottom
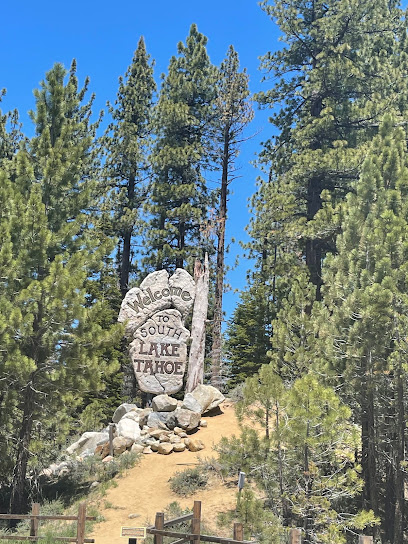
(319, 116, 408, 542)
(168, 466, 208, 496)
(102, 36, 156, 295)
(225, 280, 273, 386)
(0, 62, 122, 513)
(144, 24, 218, 271)
(218, 369, 376, 543)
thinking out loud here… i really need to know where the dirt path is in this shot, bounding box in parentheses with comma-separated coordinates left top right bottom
(90, 403, 240, 544)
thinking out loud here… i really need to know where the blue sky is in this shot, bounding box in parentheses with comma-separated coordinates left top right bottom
(1, 0, 281, 319)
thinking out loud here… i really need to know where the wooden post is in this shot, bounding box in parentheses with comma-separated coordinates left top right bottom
(289, 528, 302, 544)
(76, 503, 87, 544)
(191, 501, 201, 543)
(233, 522, 244, 541)
(109, 423, 115, 457)
(30, 503, 40, 543)
(185, 254, 209, 393)
(359, 537, 373, 544)
(154, 512, 164, 544)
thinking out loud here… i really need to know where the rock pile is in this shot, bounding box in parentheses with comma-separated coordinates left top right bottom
(66, 385, 224, 461)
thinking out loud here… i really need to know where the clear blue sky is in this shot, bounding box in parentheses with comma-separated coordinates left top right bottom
(1, 0, 280, 319)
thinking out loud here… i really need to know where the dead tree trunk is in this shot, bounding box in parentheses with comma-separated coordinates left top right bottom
(185, 253, 209, 393)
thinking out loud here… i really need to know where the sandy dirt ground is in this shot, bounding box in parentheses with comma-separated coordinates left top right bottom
(89, 402, 241, 544)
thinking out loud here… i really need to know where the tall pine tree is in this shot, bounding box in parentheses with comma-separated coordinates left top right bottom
(0, 63, 121, 514)
(103, 37, 156, 297)
(144, 24, 217, 271)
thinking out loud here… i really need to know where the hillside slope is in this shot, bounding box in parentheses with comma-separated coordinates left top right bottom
(90, 402, 240, 544)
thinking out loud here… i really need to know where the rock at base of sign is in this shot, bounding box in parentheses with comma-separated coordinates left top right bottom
(131, 443, 144, 454)
(102, 455, 114, 463)
(147, 411, 176, 430)
(184, 438, 205, 452)
(188, 384, 225, 413)
(158, 443, 173, 455)
(117, 418, 141, 443)
(143, 446, 153, 454)
(113, 436, 133, 455)
(112, 403, 138, 423)
(138, 408, 152, 428)
(94, 442, 110, 459)
(175, 408, 201, 431)
(181, 393, 202, 413)
(66, 432, 109, 456)
(173, 442, 186, 452)
(152, 394, 178, 412)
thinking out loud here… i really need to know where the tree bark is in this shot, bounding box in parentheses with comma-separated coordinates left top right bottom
(393, 366, 405, 544)
(211, 128, 229, 390)
(361, 353, 378, 521)
(186, 253, 209, 393)
(119, 174, 135, 298)
(9, 381, 35, 517)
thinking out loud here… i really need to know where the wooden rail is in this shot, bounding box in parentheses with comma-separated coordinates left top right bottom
(147, 501, 255, 544)
(0, 503, 95, 544)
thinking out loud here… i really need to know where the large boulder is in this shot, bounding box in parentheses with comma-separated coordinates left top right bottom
(175, 408, 201, 431)
(147, 411, 176, 430)
(181, 394, 202, 414)
(121, 411, 141, 423)
(67, 432, 109, 456)
(152, 394, 178, 412)
(117, 418, 141, 442)
(112, 403, 138, 423)
(187, 384, 225, 413)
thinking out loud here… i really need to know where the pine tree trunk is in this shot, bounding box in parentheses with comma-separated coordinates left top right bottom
(306, 176, 322, 301)
(211, 130, 229, 390)
(186, 254, 209, 393)
(393, 367, 405, 544)
(119, 175, 135, 297)
(9, 382, 35, 517)
(361, 353, 378, 522)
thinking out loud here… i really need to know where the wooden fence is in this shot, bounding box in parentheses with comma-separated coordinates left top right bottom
(147, 501, 254, 544)
(0, 503, 95, 544)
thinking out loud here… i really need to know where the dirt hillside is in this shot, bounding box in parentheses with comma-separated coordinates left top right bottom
(90, 402, 241, 544)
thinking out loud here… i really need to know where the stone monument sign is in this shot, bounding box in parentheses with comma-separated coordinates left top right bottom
(118, 269, 195, 394)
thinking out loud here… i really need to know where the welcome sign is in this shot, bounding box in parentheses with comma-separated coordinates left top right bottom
(119, 270, 195, 394)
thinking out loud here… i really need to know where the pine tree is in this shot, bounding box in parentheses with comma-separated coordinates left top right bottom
(103, 37, 156, 296)
(0, 63, 121, 514)
(225, 280, 273, 387)
(250, 0, 408, 300)
(220, 368, 376, 543)
(144, 24, 217, 271)
(210, 45, 253, 388)
(321, 116, 408, 542)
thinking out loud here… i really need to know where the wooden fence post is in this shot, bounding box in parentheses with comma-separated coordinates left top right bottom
(30, 503, 40, 543)
(76, 503, 86, 544)
(191, 501, 201, 543)
(233, 522, 244, 541)
(359, 537, 373, 544)
(289, 528, 302, 544)
(109, 423, 115, 457)
(154, 512, 164, 544)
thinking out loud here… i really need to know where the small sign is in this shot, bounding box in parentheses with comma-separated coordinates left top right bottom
(238, 471, 246, 491)
(120, 527, 146, 538)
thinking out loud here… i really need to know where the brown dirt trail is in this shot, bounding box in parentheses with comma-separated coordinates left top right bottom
(89, 403, 240, 544)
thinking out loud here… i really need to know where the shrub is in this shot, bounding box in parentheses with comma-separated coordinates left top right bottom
(169, 467, 208, 496)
